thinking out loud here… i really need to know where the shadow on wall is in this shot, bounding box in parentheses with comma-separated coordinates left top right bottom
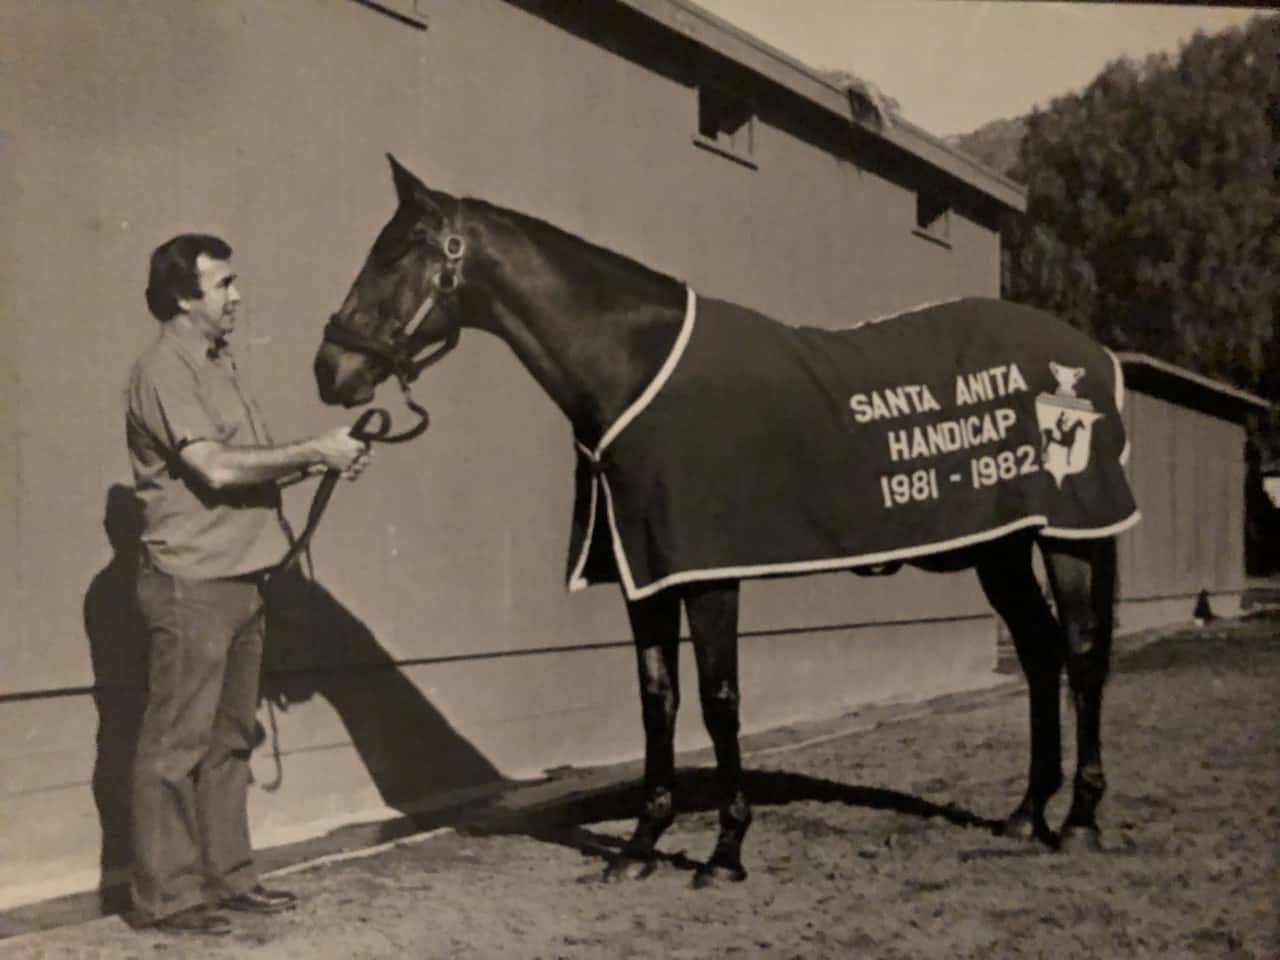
(83, 485, 149, 914)
(258, 567, 508, 812)
(83, 484, 506, 915)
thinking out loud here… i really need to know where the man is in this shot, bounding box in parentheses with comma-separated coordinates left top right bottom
(125, 234, 371, 936)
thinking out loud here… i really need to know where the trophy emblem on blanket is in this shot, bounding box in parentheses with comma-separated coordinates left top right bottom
(1036, 363, 1104, 488)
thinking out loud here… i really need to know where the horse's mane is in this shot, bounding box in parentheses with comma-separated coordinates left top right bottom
(460, 195, 683, 303)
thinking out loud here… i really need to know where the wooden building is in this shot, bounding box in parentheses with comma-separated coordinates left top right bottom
(1118, 354, 1270, 625)
(0, 0, 1261, 910)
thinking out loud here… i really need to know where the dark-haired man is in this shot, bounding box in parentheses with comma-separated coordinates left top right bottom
(125, 234, 371, 936)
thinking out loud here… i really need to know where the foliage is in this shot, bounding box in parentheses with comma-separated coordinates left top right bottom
(1002, 17, 1279, 414)
(947, 116, 1027, 184)
(951, 17, 1280, 570)
(954, 16, 1278, 435)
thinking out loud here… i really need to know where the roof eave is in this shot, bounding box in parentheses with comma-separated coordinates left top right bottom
(613, 0, 1027, 213)
(1118, 352, 1273, 416)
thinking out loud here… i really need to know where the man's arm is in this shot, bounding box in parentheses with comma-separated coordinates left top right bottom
(180, 428, 370, 490)
(277, 463, 330, 488)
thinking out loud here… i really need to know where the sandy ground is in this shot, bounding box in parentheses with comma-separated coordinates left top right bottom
(2, 612, 1277, 959)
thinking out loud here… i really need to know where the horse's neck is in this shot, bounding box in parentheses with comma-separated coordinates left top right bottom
(465, 206, 686, 445)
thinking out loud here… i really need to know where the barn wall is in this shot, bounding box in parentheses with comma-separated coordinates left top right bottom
(1117, 388, 1248, 631)
(0, 0, 1025, 907)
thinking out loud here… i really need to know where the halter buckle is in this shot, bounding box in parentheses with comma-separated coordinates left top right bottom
(443, 234, 466, 260)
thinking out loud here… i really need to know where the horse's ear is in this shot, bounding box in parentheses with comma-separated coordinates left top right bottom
(387, 154, 429, 207)
(387, 154, 450, 221)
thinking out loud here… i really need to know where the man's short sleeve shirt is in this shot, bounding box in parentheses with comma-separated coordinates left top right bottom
(126, 327, 290, 578)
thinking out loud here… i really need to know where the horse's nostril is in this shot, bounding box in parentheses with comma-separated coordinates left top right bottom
(314, 351, 338, 403)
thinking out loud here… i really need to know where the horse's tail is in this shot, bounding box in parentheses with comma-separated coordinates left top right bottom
(1037, 533, 1119, 679)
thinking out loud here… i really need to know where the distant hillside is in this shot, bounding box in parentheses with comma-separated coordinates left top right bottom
(946, 116, 1027, 183)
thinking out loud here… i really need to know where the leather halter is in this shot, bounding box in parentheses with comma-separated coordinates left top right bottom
(322, 227, 467, 387)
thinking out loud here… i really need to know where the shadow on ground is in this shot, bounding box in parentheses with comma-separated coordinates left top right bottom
(1114, 609, 1279, 675)
(463, 767, 1003, 873)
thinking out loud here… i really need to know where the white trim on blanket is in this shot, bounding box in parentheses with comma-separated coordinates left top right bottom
(1106, 347, 1132, 467)
(565, 471, 599, 592)
(1042, 512, 1142, 540)
(597, 286, 697, 458)
(590, 508, 1141, 602)
(567, 286, 697, 591)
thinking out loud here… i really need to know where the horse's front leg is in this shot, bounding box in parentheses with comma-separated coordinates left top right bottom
(604, 589, 682, 881)
(684, 580, 751, 888)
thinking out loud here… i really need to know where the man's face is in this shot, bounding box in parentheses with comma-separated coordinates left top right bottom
(183, 254, 241, 345)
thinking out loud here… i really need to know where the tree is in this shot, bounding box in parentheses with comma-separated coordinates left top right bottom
(1002, 16, 1280, 412)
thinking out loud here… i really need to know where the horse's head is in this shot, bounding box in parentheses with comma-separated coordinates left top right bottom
(315, 155, 468, 407)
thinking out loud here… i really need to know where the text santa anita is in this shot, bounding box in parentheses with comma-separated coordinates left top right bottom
(849, 363, 1029, 463)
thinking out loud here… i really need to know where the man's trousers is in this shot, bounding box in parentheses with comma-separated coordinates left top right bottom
(129, 564, 263, 923)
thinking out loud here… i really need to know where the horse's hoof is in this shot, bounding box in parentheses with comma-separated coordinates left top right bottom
(602, 856, 658, 883)
(998, 812, 1051, 845)
(692, 862, 747, 889)
(1058, 824, 1103, 854)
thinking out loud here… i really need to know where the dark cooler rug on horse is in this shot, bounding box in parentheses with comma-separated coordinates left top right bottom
(568, 289, 1140, 600)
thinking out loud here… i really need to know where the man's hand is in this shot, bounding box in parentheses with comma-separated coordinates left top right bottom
(313, 427, 373, 481)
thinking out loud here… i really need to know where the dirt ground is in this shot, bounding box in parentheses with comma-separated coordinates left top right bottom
(3, 612, 1277, 959)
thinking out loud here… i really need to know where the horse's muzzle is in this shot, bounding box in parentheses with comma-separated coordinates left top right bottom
(314, 343, 376, 407)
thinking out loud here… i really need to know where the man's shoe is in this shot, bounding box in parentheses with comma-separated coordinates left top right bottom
(219, 885, 298, 914)
(151, 905, 232, 936)
(249, 884, 298, 908)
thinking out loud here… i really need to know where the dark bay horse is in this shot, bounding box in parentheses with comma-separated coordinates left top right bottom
(314, 156, 1120, 887)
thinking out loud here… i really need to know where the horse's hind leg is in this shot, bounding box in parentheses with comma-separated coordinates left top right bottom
(1042, 536, 1116, 852)
(684, 579, 751, 888)
(605, 588, 682, 881)
(976, 535, 1066, 844)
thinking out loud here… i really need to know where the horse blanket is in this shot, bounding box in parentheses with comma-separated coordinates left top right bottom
(567, 288, 1140, 601)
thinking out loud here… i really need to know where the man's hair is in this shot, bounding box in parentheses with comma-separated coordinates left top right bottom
(145, 234, 233, 321)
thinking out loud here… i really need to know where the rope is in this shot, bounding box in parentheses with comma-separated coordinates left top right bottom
(252, 394, 431, 792)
